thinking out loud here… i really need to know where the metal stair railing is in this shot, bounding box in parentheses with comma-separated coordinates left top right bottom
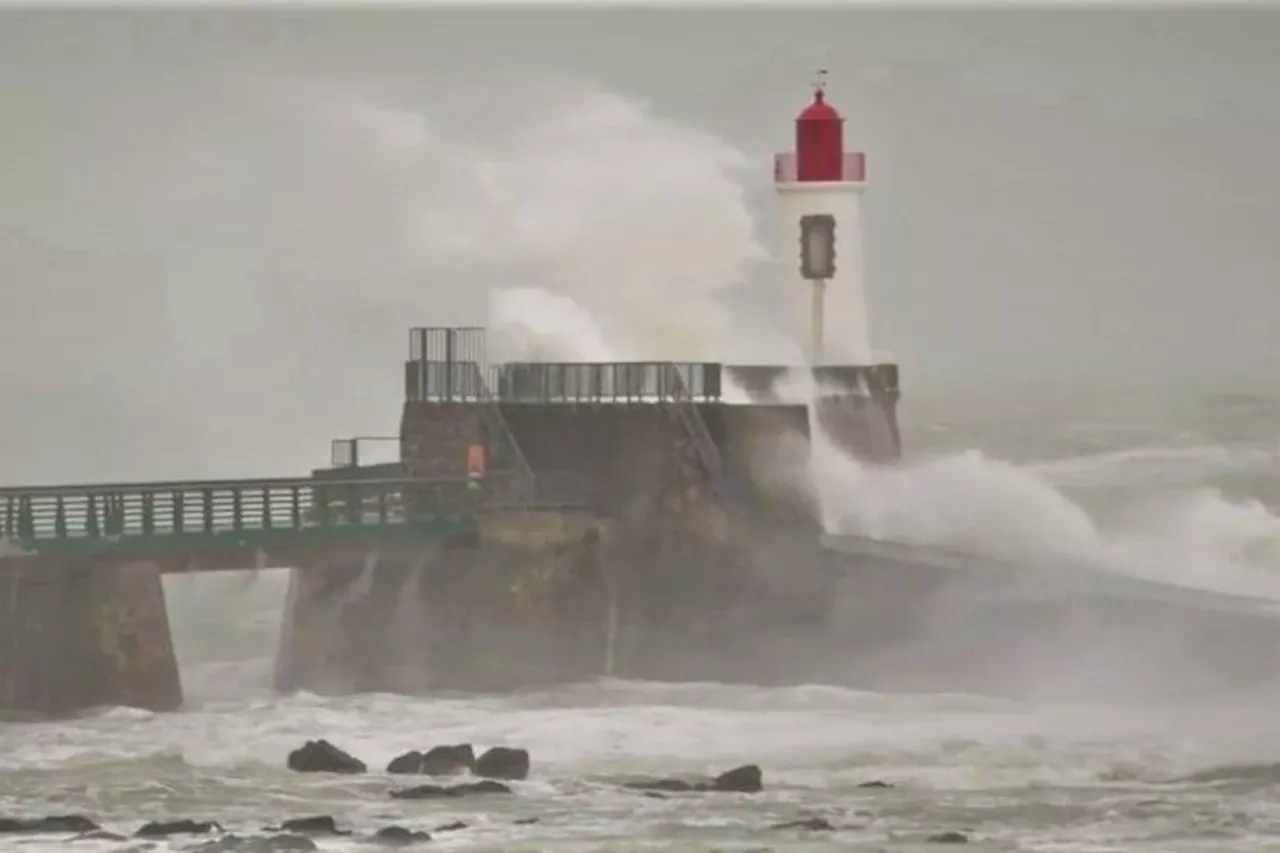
(471, 363, 536, 504)
(660, 363, 748, 512)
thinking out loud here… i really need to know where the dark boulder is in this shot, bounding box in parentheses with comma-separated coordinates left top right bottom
(266, 816, 350, 836)
(624, 764, 763, 794)
(423, 744, 476, 775)
(432, 821, 470, 832)
(772, 817, 835, 831)
(386, 744, 475, 775)
(191, 835, 318, 852)
(374, 825, 431, 845)
(390, 780, 512, 799)
(287, 740, 366, 775)
(926, 831, 970, 844)
(513, 817, 541, 825)
(386, 751, 424, 774)
(475, 746, 529, 781)
(135, 819, 223, 837)
(858, 779, 894, 789)
(0, 815, 99, 834)
(75, 830, 128, 842)
(712, 764, 763, 793)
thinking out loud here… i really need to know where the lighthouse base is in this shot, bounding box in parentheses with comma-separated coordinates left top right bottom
(811, 364, 901, 464)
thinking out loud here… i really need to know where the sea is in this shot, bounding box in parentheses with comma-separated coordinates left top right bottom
(1, 388, 1278, 851)
(3, 6, 1280, 852)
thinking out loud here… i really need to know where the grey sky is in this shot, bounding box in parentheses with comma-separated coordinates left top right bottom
(1, 7, 1277, 482)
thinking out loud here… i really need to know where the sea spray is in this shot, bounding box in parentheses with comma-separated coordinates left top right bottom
(803, 428, 1280, 602)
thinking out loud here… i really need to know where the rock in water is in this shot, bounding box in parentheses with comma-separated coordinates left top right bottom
(422, 744, 476, 775)
(287, 740, 367, 775)
(135, 819, 223, 837)
(390, 780, 512, 799)
(386, 751, 424, 774)
(712, 764, 763, 793)
(386, 744, 475, 775)
(191, 835, 318, 852)
(374, 825, 432, 844)
(475, 746, 530, 781)
(925, 831, 970, 844)
(0, 816, 100, 834)
(268, 816, 350, 836)
(624, 764, 765, 794)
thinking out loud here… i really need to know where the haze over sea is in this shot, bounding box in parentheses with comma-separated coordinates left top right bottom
(3, 6, 1280, 850)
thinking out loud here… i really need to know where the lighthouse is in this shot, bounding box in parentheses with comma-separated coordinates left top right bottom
(774, 75, 901, 463)
(774, 73, 871, 365)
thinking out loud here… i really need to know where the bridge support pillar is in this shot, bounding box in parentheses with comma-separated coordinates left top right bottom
(0, 559, 182, 717)
(274, 548, 431, 695)
(274, 559, 362, 696)
(272, 519, 610, 696)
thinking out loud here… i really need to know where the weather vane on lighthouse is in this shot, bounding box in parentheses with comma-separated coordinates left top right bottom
(813, 68, 828, 95)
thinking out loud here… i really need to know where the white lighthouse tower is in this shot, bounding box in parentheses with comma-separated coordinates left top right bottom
(773, 72, 871, 365)
(774, 75, 901, 462)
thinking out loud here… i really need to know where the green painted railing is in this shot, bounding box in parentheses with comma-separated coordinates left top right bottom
(0, 472, 589, 557)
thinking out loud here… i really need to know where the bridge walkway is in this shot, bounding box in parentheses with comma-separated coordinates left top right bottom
(0, 472, 584, 562)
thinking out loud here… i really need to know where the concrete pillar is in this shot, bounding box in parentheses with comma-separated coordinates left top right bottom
(273, 557, 366, 696)
(274, 545, 442, 695)
(273, 523, 610, 698)
(0, 558, 181, 717)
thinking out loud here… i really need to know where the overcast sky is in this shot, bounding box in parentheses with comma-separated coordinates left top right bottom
(1, 7, 1277, 482)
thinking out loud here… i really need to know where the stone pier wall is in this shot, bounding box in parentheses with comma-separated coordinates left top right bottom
(272, 512, 608, 695)
(273, 399, 852, 697)
(0, 558, 181, 717)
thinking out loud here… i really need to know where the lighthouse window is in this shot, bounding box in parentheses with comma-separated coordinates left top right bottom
(799, 214, 836, 280)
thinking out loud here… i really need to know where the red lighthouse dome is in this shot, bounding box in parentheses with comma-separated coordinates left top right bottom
(795, 88, 844, 182)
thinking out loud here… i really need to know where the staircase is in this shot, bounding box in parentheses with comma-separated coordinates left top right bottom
(660, 363, 749, 513)
(469, 363, 537, 506)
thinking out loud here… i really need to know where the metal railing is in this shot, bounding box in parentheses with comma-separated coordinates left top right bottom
(773, 152, 867, 183)
(330, 436, 400, 469)
(406, 360, 725, 405)
(0, 472, 589, 548)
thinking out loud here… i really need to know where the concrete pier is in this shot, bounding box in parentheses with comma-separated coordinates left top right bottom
(0, 558, 181, 716)
(272, 512, 608, 694)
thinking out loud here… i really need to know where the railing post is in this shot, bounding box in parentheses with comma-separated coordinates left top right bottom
(291, 486, 302, 529)
(86, 494, 100, 537)
(261, 487, 273, 529)
(344, 483, 360, 525)
(201, 489, 214, 533)
(315, 485, 331, 526)
(232, 488, 243, 530)
(142, 492, 155, 536)
(54, 496, 67, 538)
(18, 497, 34, 540)
(174, 491, 185, 534)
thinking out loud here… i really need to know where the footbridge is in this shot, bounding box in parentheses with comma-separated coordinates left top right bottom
(0, 471, 584, 569)
(0, 467, 596, 718)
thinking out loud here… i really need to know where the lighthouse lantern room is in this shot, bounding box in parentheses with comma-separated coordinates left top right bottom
(774, 73, 872, 367)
